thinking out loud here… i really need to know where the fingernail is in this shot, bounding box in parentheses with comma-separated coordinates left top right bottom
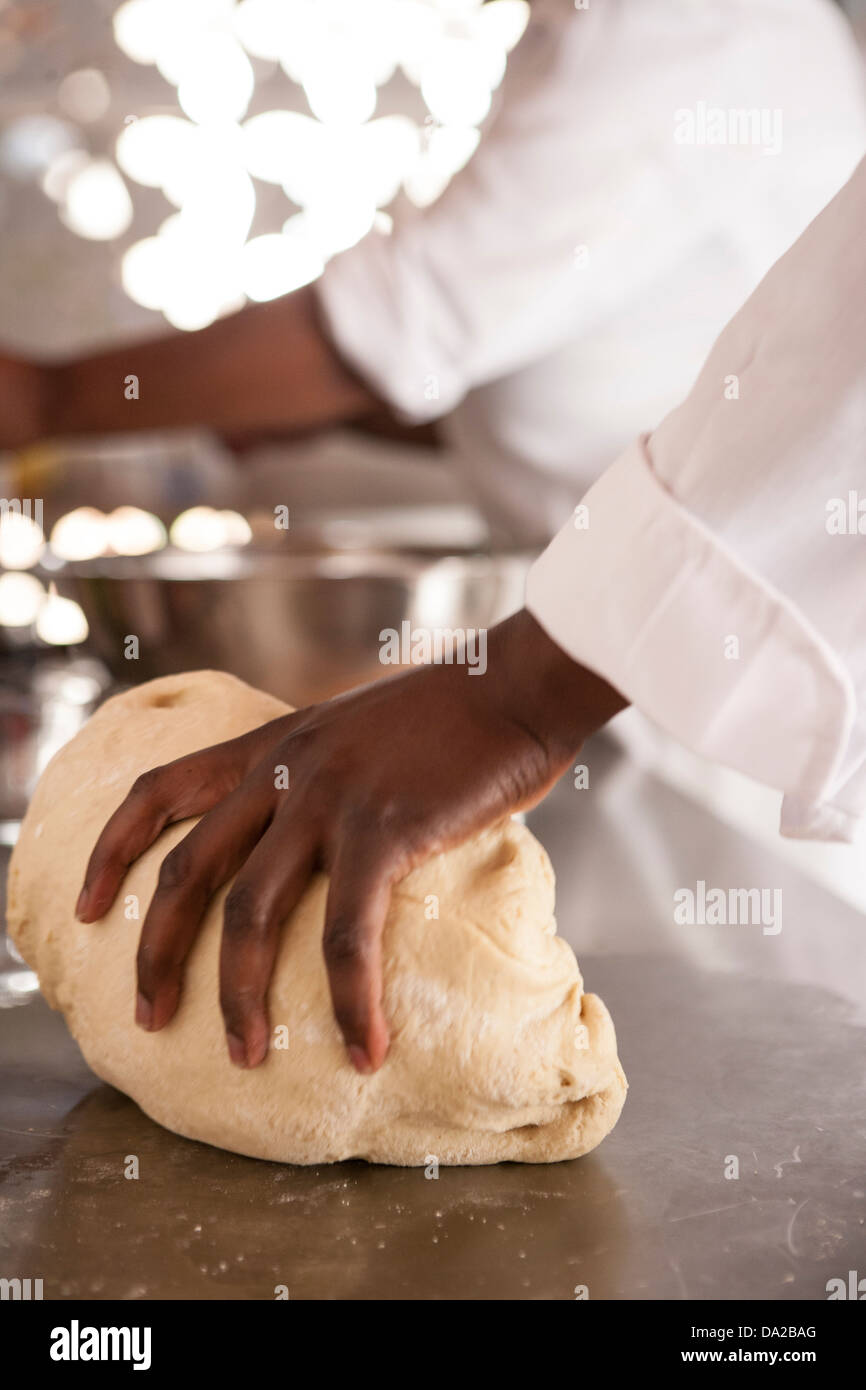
(75, 889, 89, 921)
(227, 1032, 248, 1067)
(135, 992, 153, 1030)
(348, 1044, 372, 1075)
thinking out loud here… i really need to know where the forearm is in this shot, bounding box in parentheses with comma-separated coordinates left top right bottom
(43, 286, 376, 438)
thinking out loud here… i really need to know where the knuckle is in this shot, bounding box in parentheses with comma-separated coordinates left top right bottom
(336, 799, 384, 843)
(355, 797, 408, 846)
(323, 916, 367, 970)
(284, 724, 317, 755)
(223, 882, 270, 943)
(137, 936, 177, 988)
(501, 735, 554, 805)
(156, 843, 193, 892)
(130, 766, 168, 801)
(220, 981, 260, 1023)
(271, 726, 316, 772)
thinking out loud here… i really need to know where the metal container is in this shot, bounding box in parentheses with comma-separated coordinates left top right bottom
(42, 541, 532, 706)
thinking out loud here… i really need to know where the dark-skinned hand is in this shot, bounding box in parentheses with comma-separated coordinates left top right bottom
(75, 609, 626, 1074)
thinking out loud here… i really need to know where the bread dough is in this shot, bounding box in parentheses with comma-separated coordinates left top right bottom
(8, 671, 626, 1166)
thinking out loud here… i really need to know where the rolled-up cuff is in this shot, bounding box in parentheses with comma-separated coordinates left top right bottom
(526, 436, 857, 839)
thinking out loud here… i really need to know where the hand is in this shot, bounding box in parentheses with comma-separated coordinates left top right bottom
(75, 610, 626, 1073)
(0, 354, 50, 450)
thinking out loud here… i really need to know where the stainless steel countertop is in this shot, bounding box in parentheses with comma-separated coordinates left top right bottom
(2, 736, 865, 1301)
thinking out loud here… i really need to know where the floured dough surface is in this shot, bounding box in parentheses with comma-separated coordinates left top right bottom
(8, 671, 626, 1166)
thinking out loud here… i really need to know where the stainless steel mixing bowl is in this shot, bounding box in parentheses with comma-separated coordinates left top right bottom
(43, 542, 533, 706)
(7, 431, 535, 704)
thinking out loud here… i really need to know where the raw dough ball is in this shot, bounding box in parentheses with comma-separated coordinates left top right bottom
(8, 671, 627, 1166)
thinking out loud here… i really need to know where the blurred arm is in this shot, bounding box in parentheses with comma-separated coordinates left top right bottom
(41, 286, 376, 439)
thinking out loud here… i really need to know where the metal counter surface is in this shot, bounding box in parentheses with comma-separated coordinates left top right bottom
(1, 739, 865, 1301)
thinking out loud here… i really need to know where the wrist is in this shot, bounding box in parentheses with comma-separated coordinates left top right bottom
(492, 608, 627, 761)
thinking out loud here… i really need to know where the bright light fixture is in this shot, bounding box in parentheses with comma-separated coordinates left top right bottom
(0, 513, 46, 569)
(106, 507, 167, 555)
(170, 506, 252, 551)
(81, 1, 531, 325)
(60, 158, 134, 240)
(0, 571, 45, 627)
(36, 589, 90, 646)
(49, 508, 109, 562)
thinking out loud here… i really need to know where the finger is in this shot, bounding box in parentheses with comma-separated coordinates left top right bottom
(322, 840, 394, 1075)
(219, 819, 317, 1069)
(136, 777, 277, 1033)
(76, 722, 289, 922)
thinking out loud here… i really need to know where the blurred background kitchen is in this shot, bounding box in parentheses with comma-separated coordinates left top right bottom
(1, 0, 866, 1006)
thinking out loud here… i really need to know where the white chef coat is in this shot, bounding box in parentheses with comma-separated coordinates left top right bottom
(317, 0, 866, 843)
(317, 0, 866, 542)
(527, 150, 866, 844)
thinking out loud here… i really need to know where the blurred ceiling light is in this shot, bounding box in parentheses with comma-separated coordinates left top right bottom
(162, 197, 246, 264)
(115, 114, 197, 191)
(289, 200, 374, 259)
(353, 115, 420, 207)
(103, 0, 527, 328)
(170, 506, 251, 551)
(123, 216, 243, 326)
(275, 0, 400, 88)
(175, 165, 256, 248)
(274, 1, 334, 86)
(241, 109, 322, 185)
(232, 0, 291, 61)
(106, 506, 167, 555)
(277, 117, 417, 216)
(140, 213, 245, 329)
(115, 0, 239, 83)
(57, 68, 112, 124)
(41, 148, 91, 203)
(478, 0, 530, 53)
(278, 124, 335, 208)
(49, 507, 109, 561)
(241, 230, 323, 301)
(393, 0, 441, 86)
(121, 235, 171, 310)
(220, 510, 253, 545)
(0, 114, 79, 179)
(60, 159, 133, 240)
(36, 588, 89, 646)
(404, 124, 480, 207)
(302, 61, 377, 127)
(176, 33, 255, 124)
(0, 571, 45, 627)
(420, 44, 495, 127)
(163, 123, 246, 209)
(0, 513, 46, 569)
(162, 279, 245, 332)
(113, 0, 175, 66)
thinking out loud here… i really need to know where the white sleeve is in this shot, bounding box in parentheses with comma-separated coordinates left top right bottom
(526, 155, 866, 843)
(315, 0, 814, 424)
(315, 8, 601, 422)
